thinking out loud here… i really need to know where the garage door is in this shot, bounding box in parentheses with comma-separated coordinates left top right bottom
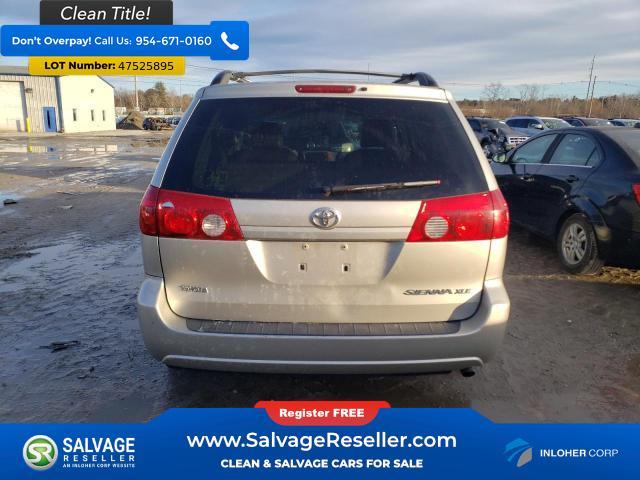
(0, 81, 26, 132)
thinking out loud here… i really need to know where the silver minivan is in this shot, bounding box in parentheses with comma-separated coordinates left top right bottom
(137, 69, 510, 375)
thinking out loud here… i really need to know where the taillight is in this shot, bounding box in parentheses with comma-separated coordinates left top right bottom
(490, 189, 510, 238)
(633, 184, 640, 205)
(139, 185, 160, 235)
(406, 190, 509, 242)
(138, 187, 243, 240)
(295, 85, 356, 94)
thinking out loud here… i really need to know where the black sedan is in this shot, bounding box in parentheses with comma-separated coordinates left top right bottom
(491, 127, 640, 274)
(560, 116, 613, 127)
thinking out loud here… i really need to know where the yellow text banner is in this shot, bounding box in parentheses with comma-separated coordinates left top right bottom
(29, 57, 185, 75)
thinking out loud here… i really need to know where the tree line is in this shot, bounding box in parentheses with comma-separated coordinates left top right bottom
(114, 80, 640, 120)
(460, 82, 640, 119)
(114, 82, 193, 112)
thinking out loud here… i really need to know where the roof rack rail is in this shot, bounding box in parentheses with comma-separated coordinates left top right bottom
(210, 69, 439, 87)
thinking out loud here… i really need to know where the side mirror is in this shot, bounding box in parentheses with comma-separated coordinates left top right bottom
(492, 152, 508, 163)
(531, 123, 544, 130)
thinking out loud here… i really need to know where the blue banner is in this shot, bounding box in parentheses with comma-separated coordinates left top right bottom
(1, 406, 638, 478)
(0, 22, 249, 59)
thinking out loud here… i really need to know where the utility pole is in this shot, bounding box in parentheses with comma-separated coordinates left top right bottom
(585, 55, 595, 115)
(588, 75, 597, 118)
(134, 75, 139, 111)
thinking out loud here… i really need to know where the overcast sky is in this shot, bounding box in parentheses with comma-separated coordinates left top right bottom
(1, 0, 639, 98)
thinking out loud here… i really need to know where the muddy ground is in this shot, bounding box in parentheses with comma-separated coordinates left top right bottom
(0, 132, 639, 423)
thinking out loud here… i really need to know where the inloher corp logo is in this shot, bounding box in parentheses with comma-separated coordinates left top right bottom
(504, 438, 533, 468)
(23, 435, 59, 471)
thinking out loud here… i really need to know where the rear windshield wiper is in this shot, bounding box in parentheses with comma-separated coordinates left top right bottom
(322, 179, 441, 197)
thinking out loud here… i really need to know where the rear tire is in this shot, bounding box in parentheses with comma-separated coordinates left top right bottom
(556, 213, 603, 275)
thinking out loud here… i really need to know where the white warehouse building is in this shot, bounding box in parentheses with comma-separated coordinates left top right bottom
(0, 66, 116, 133)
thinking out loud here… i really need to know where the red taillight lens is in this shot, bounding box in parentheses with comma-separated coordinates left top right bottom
(406, 190, 509, 242)
(139, 185, 160, 235)
(489, 189, 510, 239)
(139, 188, 243, 240)
(295, 85, 356, 94)
(633, 184, 640, 205)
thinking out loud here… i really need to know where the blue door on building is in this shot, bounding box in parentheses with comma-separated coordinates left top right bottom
(43, 107, 57, 132)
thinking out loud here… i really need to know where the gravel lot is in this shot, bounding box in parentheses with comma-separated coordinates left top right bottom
(0, 132, 639, 423)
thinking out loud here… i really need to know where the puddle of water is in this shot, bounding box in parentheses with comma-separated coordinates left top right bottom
(0, 145, 28, 154)
(0, 144, 56, 154)
(0, 142, 121, 157)
(0, 192, 23, 209)
(0, 243, 75, 293)
(0, 238, 143, 294)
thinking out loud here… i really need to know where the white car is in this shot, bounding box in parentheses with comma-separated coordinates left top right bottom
(505, 116, 572, 136)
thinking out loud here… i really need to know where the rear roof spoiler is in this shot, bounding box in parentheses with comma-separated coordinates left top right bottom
(210, 69, 439, 87)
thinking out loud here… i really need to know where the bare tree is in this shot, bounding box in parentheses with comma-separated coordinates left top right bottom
(519, 84, 542, 103)
(517, 84, 543, 114)
(482, 82, 509, 102)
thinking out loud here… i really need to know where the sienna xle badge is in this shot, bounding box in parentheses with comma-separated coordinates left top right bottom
(137, 69, 511, 375)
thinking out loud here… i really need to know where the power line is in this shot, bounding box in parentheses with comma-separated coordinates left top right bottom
(108, 67, 640, 100)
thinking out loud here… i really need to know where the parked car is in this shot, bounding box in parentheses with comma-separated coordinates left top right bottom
(137, 69, 511, 375)
(609, 118, 640, 128)
(505, 116, 572, 136)
(168, 116, 182, 127)
(491, 127, 640, 274)
(466, 117, 529, 158)
(143, 117, 172, 131)
(560, 116, 612, 127)
(142, 117, 154, 130)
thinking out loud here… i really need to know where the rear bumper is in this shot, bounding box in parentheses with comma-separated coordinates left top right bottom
(137, 277, 510, 374)
(606, 228, 640, 269)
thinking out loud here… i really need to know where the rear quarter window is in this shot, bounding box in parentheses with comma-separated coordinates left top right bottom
(606, 130, 640, 167)
(162, 97, 487, 200)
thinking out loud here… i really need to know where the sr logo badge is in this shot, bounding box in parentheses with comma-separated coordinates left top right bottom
(310, 207, 341, 230)
(23, 435, 58, 471)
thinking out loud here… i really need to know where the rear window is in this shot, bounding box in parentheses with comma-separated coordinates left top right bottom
(162, 97, 487, 200)
(481, 119, 506, 130)
(583, 118, 612, 126)
(541, 118, 571, 129)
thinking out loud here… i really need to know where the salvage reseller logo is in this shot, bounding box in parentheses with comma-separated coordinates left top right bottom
(60, 437, 137, 469)
(23, 435, 58, 470)
(23, 435, 136, 470)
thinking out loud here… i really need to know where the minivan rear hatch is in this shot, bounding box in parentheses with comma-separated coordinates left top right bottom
(154, 90, 503, 324)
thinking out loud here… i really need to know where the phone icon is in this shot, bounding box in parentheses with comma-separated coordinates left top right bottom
(220, 32, 240, 51)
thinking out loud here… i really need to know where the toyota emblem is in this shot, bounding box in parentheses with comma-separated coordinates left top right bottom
(310, 207, 341, 229)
